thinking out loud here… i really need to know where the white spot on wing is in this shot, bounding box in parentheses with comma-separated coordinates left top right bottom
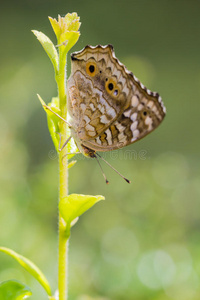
(147, 101, 154, 108)
(96, 136, 102, 145)
(115, 122, 126, 133)
(97, 104, 105, 114)
(88, 131, 96, 137)
(85, 123, 96, 132)
(118, 132, 127, 142)
(131, 121, 138, 133)
(131, 95, 139, 107)
(145, 116, 152, 126)
(123, 85, 129, 95)
(131, 129, 140, 142)
(105, 129, 112, 145)
(124, 109, 132, 118)
(131, 113, 137, 122)
(152, 105, 158, 113)
(89, 103, 95, 111)
(147, 89, 151, 95)
(100, 98, 116, 118)
(145, 116, 153, 130)
(80, 103, 86, 111)
(138, 104, 144, 111)
(83, 115, 90, 124)
(100, 115, 110, 124)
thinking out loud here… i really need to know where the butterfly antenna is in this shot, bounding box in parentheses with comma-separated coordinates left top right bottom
(95, 153, 131, 184)
(94, 155, 109, 184)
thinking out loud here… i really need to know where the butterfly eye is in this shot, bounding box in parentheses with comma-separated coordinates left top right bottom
(143, 111, 147, 116)
(86, 62, 97, 77)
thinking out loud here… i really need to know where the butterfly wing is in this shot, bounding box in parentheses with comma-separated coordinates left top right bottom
(82, 77, 166, 151)
(67, 45, 133, 141)
(67, 44, 166, 152)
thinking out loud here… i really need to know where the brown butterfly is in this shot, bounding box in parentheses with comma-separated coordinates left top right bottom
(46, 45, 166, 183)
(67, 45, 166, 160)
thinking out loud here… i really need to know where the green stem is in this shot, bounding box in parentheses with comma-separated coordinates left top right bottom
(57, 48, 69, 300)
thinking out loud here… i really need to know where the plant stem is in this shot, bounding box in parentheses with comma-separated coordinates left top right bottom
(57, 49, 69, 300)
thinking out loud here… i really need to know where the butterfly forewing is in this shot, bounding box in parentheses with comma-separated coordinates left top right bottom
(67, 45, 134, 139)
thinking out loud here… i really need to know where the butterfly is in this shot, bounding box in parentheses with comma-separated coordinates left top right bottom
(46, 45, 166, 183)
(67, 45, 166, 157)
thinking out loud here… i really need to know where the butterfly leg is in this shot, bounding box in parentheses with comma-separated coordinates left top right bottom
(56, 133, 72, 152)
(61, 151, 81, 166)
(56, 132, 81, 164)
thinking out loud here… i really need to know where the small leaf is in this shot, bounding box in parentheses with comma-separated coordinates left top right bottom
(63, 13, 81, 31)
(48, 16, 61, 39)
(0, 247, 52, 296)
(60, 31, 80, 58)
(32, 30, 58, 73)
(0, 280, 32, 300)
(38, 95, 77, 156)
(37, 94, 61, 151)
(68, 160, 77, 169)
(59, 194, 105, 225)
(46, 99, 61, 152)
(70, 217, 79, 227)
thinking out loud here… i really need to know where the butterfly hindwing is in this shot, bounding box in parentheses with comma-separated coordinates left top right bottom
(83, 82, 166, 151)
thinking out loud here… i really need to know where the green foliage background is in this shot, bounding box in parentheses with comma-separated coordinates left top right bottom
(0, 1, 200, 299)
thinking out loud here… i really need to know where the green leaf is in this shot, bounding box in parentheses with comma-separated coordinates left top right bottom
(60, 31, 80, 58)
(46, 98, 61, 152)
(37, 94, 60, 151)
(59, 194, 105, 225)
(70, 217, 79, 227)
(37, 95, 79, 157)
(0, 247, 52, 296)
(0, 280, 31, 300)
(48, 16, 61, 39)
(68, 160, 77, 169)
(32, 30, 59, 73)
(63, 13, 81, 31)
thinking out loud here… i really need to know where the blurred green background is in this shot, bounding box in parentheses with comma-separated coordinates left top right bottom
(0, 1, 200, 299)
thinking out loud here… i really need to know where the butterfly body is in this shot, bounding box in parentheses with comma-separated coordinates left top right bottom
(67, 45, 166, 157)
